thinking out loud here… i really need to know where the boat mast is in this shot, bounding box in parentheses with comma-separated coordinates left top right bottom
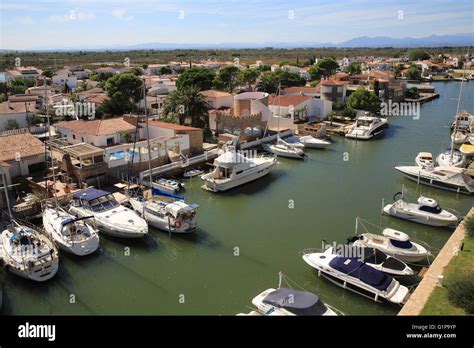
(143, 78, 153, 190)
(277, 82, 281, 140)
(450, 46, 470, 157)
(44, 87, 59, 212)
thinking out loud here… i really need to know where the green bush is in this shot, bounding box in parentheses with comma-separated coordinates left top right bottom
(464, 215, 474, 237)
(446, 273, 474, 314)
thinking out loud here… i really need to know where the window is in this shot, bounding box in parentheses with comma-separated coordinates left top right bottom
(106, 137, 114, 146)
(72, 134, 76, 139)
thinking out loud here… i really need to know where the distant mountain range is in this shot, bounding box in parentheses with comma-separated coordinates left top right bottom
(3, 33, 473, 52)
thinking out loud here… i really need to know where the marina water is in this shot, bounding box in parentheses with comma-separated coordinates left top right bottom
(1, 81, 473, 315)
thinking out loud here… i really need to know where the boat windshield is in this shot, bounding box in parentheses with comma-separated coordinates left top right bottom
(88, 194, 119, 212)
(390, 239, 413, 249)
(356, 119, 374, 127)
(419, 205, 442, 214)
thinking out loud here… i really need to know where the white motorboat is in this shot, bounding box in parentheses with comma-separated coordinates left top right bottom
(342, 244, 413, 276)
(43, 207, 100, 255)
(280, 136, 305, 149)
(69, 189, 148, 238)
(129, 188, 198, 233)
(201, 147, 277, 192)
(345, 116, 388, 140)
(395, 165, 474, 195)
(183, 169, 204, 178)
(451, 130, 468, 145)
(415, 152, 434, 169)
(0, 221, 59, 282)
(450, 111, 473, 131)
(265, 138, 306, 159)
(351, 229, 429, 263)
(302, 248, 410, 304)
(251, 287, 337, 316)
(154, 178, 184, 194)
(436, 150, 465, 167)
(383, 194, 458, 227)
(298, 135, 331, 149)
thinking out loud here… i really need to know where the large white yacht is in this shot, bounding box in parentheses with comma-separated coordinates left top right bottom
(345, 116, 388, 140)
(395, 165, 474, 195)
(302, 248, 410, 304)
(69, 189, 148, 238)
(201, 147, 277, 192)
(0, 221, 59, 282)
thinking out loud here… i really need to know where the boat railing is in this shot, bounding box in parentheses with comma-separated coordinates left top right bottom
(299, 247, 323, 256)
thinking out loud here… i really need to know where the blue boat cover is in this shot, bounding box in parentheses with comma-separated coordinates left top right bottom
(151, 187, 184, 200)
(390, 239, 413, 249)
(262, 288, 328, 316)
(60, 218, 75, 226)
(73, 189, 109, 201)
(329, 257, 393, 291)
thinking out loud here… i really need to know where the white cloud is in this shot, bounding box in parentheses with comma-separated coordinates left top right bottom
(49, 11, 95, 23)
(112, 8, 134, 21)
(15, 16, 34, 25)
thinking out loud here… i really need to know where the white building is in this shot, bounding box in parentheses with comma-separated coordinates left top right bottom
(52, 70, 78, 90)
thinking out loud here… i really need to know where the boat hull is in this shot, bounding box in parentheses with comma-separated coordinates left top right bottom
(383, 204, 457, 227)
(395, 167, 472, 195)
(202, 162, 274, 192)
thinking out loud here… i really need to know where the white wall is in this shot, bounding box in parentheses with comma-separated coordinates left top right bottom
(0, 113, 29, 131)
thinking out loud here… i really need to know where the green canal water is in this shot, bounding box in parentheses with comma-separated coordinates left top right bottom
(2, 81, 473, 315)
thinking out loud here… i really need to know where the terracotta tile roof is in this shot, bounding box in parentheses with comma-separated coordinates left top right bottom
(84, 93, 109, 105)
(283, 86, 319, 94)
(320, 78, 349, 86)
(201, 90, 233, 98)
(8, 95, 39, 103)
(0, 132, 45, 162)
(0, 101, 37, 115)
(77, 88, 103, 96)
(147, 121, 202, 131)
(55, 117, 136, 136)
(268, 94, 312, 107)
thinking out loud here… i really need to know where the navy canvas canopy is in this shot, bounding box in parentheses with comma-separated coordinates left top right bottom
(329, 257, 392, 291)
(73, 189, 110, 202)
(262, 288, 327, 315)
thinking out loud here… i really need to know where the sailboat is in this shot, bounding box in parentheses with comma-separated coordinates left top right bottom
(128, 79, 199, 233)
(0, 166, 59, 281)
(41, 95, 100, 255)
(265, 84, 306, 159)
(0, 221, 59, 281)
(438, 49, 469, 165)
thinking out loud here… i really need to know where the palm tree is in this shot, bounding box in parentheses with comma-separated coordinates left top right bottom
(163, 86, 210, 128)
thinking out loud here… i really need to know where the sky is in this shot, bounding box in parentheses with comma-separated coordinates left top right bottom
(0, 0, 473, 50)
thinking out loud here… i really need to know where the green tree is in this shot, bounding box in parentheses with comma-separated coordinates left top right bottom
(407, 65, 422, 80)
(91, 71, 114, 82)
(256, 71, 279, 93)
(42, 69, 54, 78)
(130, 67, 143, 76)
(408, 49, 430, 61)
(309, 58, 339, 80)
(104, 73, 142, 115)
(159, 66, 173, 75)
(308, 66, 325, 80)
(176, 67, 215, 91)
(163, 86, 210, 127)
(238, 68, 260, 91)
(213, 66, 240, 92)
(346, 62, 361, 75)
(347, 87, 381, 114)
(256, 64, 271, 73)
(8, 78, 36, 94)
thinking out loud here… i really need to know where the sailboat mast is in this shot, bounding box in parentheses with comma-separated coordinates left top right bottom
(44, 87, 59, 211)
(143, 78, 153, 188)
(277, 83, 281, 140)
(450, 46, 470, 157)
